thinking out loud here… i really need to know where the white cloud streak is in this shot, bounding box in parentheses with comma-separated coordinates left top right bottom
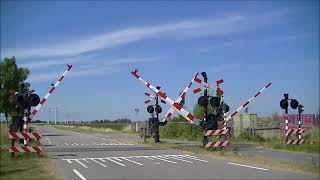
(26, 56, 159, 83)
(1, 10, 291, 59)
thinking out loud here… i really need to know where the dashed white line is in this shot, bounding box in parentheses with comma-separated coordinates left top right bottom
(228, 162, 269, 171)
(72, 169, 87, 180)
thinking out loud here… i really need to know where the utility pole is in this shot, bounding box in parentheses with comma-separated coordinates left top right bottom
(201, 72, 209, 144)
(54, 107, 57, 124)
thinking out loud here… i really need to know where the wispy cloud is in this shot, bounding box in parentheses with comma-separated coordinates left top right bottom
(26, 56, 159, 83)
(1, 10, 292, 59)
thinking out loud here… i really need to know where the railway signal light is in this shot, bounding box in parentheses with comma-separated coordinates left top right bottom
(298, 105, 304, 114)
(210, 96, 220, 108)
(290, 99, 299, 109)
(147, 105, 154, 113)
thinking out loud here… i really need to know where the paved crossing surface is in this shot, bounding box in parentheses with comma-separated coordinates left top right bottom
(36, 126, 318, 180)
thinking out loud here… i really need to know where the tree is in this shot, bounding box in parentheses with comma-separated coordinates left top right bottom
(0, 57, 30, 124)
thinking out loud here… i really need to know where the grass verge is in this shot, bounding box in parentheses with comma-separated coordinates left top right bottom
(0, 124, 62, 180)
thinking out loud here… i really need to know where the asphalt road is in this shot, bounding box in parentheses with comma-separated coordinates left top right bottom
(35, 126, 318, 180)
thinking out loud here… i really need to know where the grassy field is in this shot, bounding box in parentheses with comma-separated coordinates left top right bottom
(0, 124, 62, 180)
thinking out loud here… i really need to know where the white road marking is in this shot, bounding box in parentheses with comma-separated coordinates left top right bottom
(62, 154, 208, 168)
(106, 158, 126, 167)
(73, 169, 87, 180)
(121, 157, 143, 166)
(45, 136, 51, 144)
(64, 143, 69, 145)
(140, 156, 161, 164)
(152, 157, 177, 163)
(183, 155, 209, 162)
(91, 159, 107, 167)
(166, 156, 193, 163)
(75, 160, 88, 168)
(228, 162, 269, 171)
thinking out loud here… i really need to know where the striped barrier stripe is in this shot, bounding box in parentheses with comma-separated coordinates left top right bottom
(204, 129, 230, 136)
(285, 129, 305, 136)
(30, 64, 72, 119)
(224, 82, 271, 123)
(193, 77, 224, 95)
(131, 70, 199, 125)
(162, 73, 199, 121)
(9, 132, 42, 140)
(203, 141, 229, 148)
(145, 92, 155, 99)
(9, 146, 42, 153)
(285, 139, 305, 145)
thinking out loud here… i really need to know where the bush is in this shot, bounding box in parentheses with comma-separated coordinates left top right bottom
(159, 118, 203, 141)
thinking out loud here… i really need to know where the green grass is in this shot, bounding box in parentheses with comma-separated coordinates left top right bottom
(0, 124, 62, 180)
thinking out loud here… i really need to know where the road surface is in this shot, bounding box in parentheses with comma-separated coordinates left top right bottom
(36, 126, 318, 180)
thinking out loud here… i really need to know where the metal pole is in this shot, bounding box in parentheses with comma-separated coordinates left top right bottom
(55, 107, 57, 124)
(154, 93, 160, 143)
(298, 112, 301, 140)
(202, 72, 209, 144)
(285, 108, 289, 142)
(23, 109, 28, 145)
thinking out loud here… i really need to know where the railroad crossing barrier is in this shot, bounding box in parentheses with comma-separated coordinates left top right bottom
(203, 129, 230, 148)
(9, 132, 43, 153)
(285, 114, 305, 145)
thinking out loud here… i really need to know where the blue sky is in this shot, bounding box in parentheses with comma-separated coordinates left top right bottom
(1, 1, 319, 121)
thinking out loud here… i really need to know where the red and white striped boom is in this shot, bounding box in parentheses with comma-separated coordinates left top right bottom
(131, 70, 200, 125)
(30, 64, 72, 119)
(224, 82, 271, 123)
(163, 73, 199, 121)
(193, 77, 224, 95)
